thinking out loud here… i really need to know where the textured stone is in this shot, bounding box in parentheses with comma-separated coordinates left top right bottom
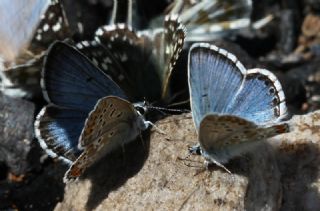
(55, 112, 287, 210)
(0, 92, 35, 174)
(55, 111, 320, 210)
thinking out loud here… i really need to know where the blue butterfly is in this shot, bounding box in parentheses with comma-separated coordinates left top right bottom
(34, 41, 149, 182)
(188, 43, 289, 171)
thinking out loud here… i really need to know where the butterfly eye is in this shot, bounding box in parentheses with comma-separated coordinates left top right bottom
(188, 145, 201, 155)
(135, 106, 145, 115)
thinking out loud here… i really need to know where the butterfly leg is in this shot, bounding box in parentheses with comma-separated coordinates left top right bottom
(176, 144, 198, 163)
(139, 132, 147, 150)
(206, 160, 232, 174)
(145, 121, 167, 135)
(121, 143, 127, 166)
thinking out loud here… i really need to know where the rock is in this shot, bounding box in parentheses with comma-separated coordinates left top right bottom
(57, 110, 320, 210)
(272, 111, 320, 210)
(56, 112, 306, 210)
(287, 60, 320, 111)
(55, 111, 320, 210)
(0, 92, 35, 175)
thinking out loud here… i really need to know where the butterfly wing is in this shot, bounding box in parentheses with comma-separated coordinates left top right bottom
(30, 0, 70, 53)
(79, 25, 162, 102)
(79, 96, 144, 147)
(188, 43, 288, 129)
(0, 0, 50, 62)
(170, 0, 252, 41)
(0, 0, 69, 63)
(188, 43, 246, 128)
(198, 114, 289, 164)
(145, 15, 186, 99)
(34, 106, 86, 162)
(43, 41, 127, 111)
(35, 42, 128, 162)
(64, 96, 146, 182)
(79, 15, 185, 102)
(225, 68, 288, 124)
(1, 55, 44, 98)
(0, 0, 70, 98)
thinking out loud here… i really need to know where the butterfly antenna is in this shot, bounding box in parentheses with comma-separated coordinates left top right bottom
(252, 14, 274, 30)
(206, 160, 232, 175)
(167, 99, 190, 107)
(110, 0, 132, 25)
(110, 0, 117, 24)
(139, 132, 147, 150)
(145, 120, 166, 135)
(146, 105, 189, 114)
(127, 0, 132, 26)
(169, 0, 184, 15)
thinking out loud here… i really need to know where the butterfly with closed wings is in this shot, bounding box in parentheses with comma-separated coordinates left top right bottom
(34, 41, 150, 182)
(188, 43, 289, 171)
(76, 14, 186, 103)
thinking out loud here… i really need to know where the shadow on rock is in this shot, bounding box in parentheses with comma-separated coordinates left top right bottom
(83, 131, 151, 210)
(205, 142, 283, 210)
(277, 141, 320, 210)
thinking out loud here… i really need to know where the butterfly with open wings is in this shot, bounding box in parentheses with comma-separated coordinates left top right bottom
(188, 43, 290, 171)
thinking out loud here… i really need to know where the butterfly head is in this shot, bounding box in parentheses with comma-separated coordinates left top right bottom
(133, 101, 151, 131)
(134, 101, 148, 116)
(188, 144, 201, 156)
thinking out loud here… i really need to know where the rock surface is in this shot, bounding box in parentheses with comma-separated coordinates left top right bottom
(54, 111, 320, 210)
(0, 93, 35, 175)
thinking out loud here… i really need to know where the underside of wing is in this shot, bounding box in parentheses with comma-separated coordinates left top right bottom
(30, 0, 70, 53)
(79, 96, 140, 147)
(151, 15, 186, 99)
(199, 113, 289, 163)
(64, 120, 138, 182)
(169, 0, 252, 41)
(64, 96, 144, 182)
(87, 24, 162, 102)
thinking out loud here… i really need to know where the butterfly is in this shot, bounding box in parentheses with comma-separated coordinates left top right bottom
(76, 14, 186, 103)
(0, 0, 70, 97)
(34, 41, 150, 182)
(166, 0, 252, 42)
(188, 43, 289, 171)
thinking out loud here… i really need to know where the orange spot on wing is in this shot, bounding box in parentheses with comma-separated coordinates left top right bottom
(69, 165, 83, 177)
(275, 124, 289, 133)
